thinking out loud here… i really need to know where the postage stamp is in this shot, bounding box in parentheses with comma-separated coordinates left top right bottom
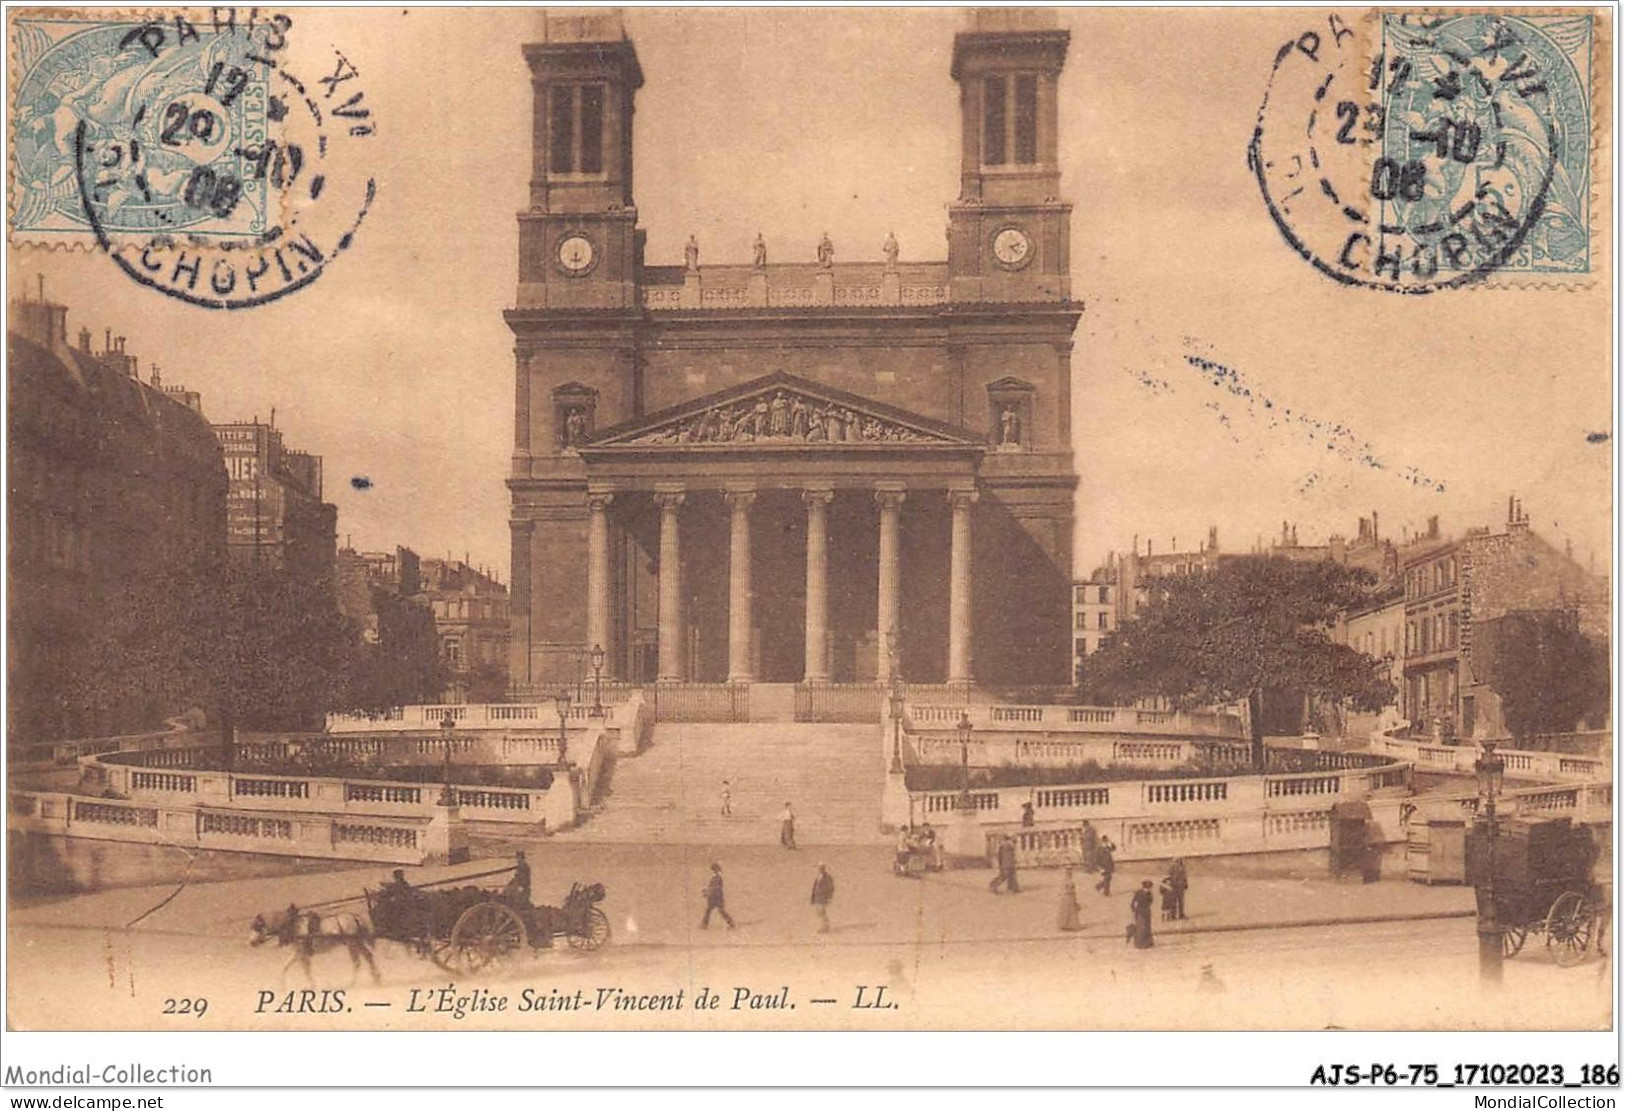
(10, 8, 376, 308)
(1250, 11, 1595, 292)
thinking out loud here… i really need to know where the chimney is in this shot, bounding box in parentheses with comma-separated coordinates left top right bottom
(1508, 495, 1516, 525)
(77, 327, 91, 352)
(1427, 515, 1439, 538)
(1208, 525, 1218, 552)
(1371, 510, 1379, 542)
(104, 328, 112, 353)
(150, 365, 162, 388)
(8, 290, 72, 362)
(1147, 539, 1153, 557)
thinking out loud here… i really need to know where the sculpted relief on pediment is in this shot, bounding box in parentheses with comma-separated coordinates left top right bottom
(616, 389, 952, 447)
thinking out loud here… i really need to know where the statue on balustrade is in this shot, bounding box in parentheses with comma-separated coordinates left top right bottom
(684, 235, 700, 271)
(816, 232, 835, 268)
(883, 231, 899, 268)
(753, 233, 768, 269)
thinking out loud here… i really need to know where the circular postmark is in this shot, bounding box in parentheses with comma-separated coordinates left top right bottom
(57, 11, 375, 309)
(1249, 12, 1590, 293)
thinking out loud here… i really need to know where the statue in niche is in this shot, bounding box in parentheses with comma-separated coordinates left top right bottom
(753, 233, 768, 269)
(816, 232, 835, 269)
(562, 407, 588, 448)
(999, 405, 1022, 447)
(684, 235, 700, 271)
(883, 231, 899, 268)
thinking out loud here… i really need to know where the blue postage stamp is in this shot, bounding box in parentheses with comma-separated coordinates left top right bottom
(1378, 13, 1593, 277)
(10, 14, 274, 244)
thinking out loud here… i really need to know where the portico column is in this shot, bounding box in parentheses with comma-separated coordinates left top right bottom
(586, 491, 614, 677)
(655, 489, 685, 681)
(876, 485, 906, 682)
(948, 488, 978, 685)
(725, 488, 756, 683)
(802, 487, 834, 682)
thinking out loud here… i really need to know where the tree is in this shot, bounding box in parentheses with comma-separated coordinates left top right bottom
(1484, 611, 1610, 741)
(342, 590, 446, 713)
(216, 562, 356, 732)
(1083, 556, 1393, 769)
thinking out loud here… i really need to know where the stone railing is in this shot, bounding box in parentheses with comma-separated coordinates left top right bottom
(10, 727, 223, 768)
(639, 261, 950, 313)
(8, 789, 435, 865)
(1370, 735, 1609, 783)
(327, 694, 636, 733)
(905, 702, 1243, 738)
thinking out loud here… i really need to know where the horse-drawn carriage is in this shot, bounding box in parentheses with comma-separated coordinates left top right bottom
(1466, 814, 1605, 966)
(365, 868, 611, 974)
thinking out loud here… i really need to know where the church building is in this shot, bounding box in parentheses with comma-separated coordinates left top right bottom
(506, 10, 1079, 693)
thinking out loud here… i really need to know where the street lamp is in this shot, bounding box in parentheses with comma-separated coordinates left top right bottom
(1475, 738, 1506, 986)
(888, 680, 905, 774)
(438, 713, 457, 807)
(589, 643, 606, 718)
(554, 688, 572, 768)
(956, 709, 974, 809)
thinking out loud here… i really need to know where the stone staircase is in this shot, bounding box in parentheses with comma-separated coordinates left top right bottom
(564, 723, 886, 845)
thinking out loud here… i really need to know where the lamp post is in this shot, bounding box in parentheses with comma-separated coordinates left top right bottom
(956, 709, 974, 810)
(438, 713, 457, 807)
(888, 680, 905, 774)
(555, 688, 572, 769)
(589, 643, 606, 718)
(1475, 738, 1506, 986)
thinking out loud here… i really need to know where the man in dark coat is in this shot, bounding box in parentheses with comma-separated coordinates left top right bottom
(701, 862, 735, 929)
(989, 835, 1021, 894)
(1095, 839, 1116, 895)
(505, 850, 532, 904)
(1168, 857, 1189, 920)
(810, 864, 836, 933)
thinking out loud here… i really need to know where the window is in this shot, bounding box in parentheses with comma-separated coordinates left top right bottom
(549, 83, 606, 174)
(1014, 75, 1038, 163)
(1097, 613, 1108, 630)
(983, 76, 1007, 165)
(1448, 612, 1458, 648)
(1075, 612, 1087, 630)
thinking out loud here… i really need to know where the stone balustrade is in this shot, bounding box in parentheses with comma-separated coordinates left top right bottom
(8, 789, 435, 864)
(326, 692, 640, 734)
(1370, 735, 1608, 782)
(905, 702, 1242, 738)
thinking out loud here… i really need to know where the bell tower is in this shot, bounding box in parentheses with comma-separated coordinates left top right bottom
(516, 10, 644, 311)
(946, 10, 1072, 303)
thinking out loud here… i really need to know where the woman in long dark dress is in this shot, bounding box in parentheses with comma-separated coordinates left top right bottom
(1128, 880, 1155, 948)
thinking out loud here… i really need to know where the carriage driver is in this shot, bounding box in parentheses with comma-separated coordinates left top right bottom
(504, 851, 532, 904)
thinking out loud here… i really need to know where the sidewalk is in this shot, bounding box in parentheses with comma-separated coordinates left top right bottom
(7, 837, 1476, 950)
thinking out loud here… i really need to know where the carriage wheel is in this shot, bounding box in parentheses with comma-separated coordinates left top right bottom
(1501, 924, 1529, 958)
(1545, 891, 1595, 967)
(567, 908, 611, 952)
(448, 902, 528, 974)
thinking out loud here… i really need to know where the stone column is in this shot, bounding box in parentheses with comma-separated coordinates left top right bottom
(725, 488, 757, 684)
(586, 491, 614, 678)
(875, 486, 906, 682)
(802, 487, 834, 682)
(948, 488, 979, 685)
(655, 489, 686, 681)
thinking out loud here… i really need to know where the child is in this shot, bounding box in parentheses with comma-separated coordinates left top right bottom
(1159, 877, 1177, 922)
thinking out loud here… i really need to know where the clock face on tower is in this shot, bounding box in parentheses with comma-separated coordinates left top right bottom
(557, 234, 596, 275)
(992, 226, 1032, 269)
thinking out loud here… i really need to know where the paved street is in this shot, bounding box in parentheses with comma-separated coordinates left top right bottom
(7, 837, 1610, 1031)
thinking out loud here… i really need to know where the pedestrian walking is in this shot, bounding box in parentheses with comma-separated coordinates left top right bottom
(1021, 800, 1035, 827)
(721, 779, 733, 817)
(1080, 820, 1100, 872)
(1128, 879, 1155, 948)
(810, 864, 836, 933)
(779, 802, 798, 850)
(1168, 857, 1189, 920)
(1057, 866, 1083, 932)
(700, 862, 735, 929)
(1094, 838, 1115, 896)
(989, 834, 1021, 894)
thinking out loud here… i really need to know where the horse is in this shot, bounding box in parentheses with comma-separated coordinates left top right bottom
(249, 904, 381, 985)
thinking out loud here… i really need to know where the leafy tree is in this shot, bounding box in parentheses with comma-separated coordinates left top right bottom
(342, 589, 446, 713)
(1484, 611, 1610, 740)
(216, 562, 356, 731)
(1083, 556, 1393, 769)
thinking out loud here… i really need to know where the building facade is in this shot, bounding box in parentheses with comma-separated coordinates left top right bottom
(8, 293, 227, 741)
(507, 11, 1079, 690)
(1402, 499, 1608, 739)
(1071, 576, 1116, 665)
(418, 559, 511, 703)
(213, 421, 337, 585)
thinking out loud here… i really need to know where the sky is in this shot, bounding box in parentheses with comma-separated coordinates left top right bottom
(11, 7, 1614, 581)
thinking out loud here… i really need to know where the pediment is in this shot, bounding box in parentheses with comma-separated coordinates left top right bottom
(584, 373, 979, 450)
